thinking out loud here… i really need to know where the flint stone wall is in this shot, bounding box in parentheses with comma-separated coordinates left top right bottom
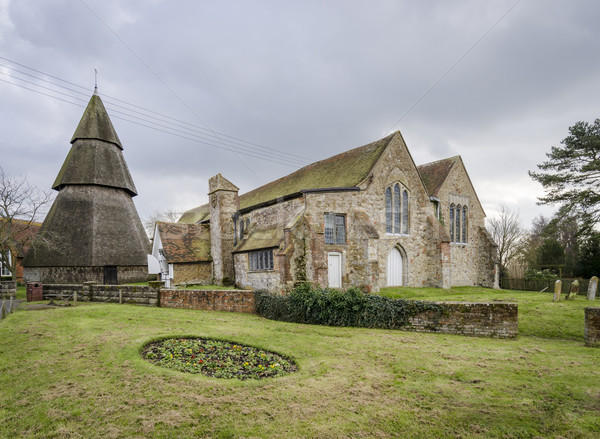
(160, 289, 255, 313)
(406, 301, 518, 338)
(585, 307, 600, 347)
(24, 265, 148, 284)
(0, 281, 17, 298)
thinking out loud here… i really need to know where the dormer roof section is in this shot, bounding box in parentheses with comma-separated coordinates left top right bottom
(70, 93, 122, 149)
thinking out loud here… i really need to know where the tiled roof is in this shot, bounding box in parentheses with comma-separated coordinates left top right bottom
(157, 222, 211, 263)
(238, 133, 395, 210)
(417, 156, 458, 197)
(178, 204, 209, 224)
(1, 219, 42, 257)
(233, 226, 283, 253)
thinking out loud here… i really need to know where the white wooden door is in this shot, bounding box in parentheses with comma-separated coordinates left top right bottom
(387, 248, 403, 286)
(328, 253, 342, 288)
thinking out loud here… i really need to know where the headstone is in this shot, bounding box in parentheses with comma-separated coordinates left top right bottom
(588, 276, 598, 301)
(553, 280, 562, 302)
(0, 301, 5, 319)
(567, 280, 579, 300)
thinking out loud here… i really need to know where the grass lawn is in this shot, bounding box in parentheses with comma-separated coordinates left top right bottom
(1, 288, 599, 438)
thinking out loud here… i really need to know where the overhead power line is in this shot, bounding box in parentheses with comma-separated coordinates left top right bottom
(0, 56, 314, 168)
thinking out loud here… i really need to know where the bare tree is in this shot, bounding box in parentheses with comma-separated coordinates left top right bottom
(0, 167, 53, 281)
(143, 209, 185, 238)
(486, 205, 526, 275)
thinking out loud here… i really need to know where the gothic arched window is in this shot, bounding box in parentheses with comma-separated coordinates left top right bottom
(462, 206, 468, 243)
(393, 184, 401, 233)
(385, 187, 392, 234)
(402, 190, 409, 234)
(449, 204, 455, 242)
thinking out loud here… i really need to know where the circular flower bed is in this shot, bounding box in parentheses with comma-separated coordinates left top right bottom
(142, 338, 298, 380)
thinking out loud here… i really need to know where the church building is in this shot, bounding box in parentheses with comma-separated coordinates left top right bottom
(174, 131, 498, 292)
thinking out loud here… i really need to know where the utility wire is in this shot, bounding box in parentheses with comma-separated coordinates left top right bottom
(0, 77, 304, 167)
(386, 0, 522, 134)
(79, 0, 262, 178)
(0, 57, 313, 164)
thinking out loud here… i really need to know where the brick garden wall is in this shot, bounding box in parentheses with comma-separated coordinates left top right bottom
(160, 289, 255, 313)
(407, 301, 518, 338)
(585, 307, 600, 347)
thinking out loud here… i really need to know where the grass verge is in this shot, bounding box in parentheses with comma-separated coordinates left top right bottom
(1, 288, 599, 438)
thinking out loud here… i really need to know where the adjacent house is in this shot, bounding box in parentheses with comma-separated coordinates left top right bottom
(178, 131, 498, 292)
(148, 222, 212, 287)
(0, 219, 41, 283)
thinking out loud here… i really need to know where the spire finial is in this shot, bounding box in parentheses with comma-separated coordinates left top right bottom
(94, 68, 98, 95)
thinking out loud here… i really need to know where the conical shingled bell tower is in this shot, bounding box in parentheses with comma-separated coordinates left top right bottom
(23, 90, 150, 284)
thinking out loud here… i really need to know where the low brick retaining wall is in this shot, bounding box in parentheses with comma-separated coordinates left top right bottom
(585, 307, 600, 347)
(160, 289, 255, 313)
(1, 281, 17, 298)
(43, 284, 159, 306)
(406, 301, 518, 338)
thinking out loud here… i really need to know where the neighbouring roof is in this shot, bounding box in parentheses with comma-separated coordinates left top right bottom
(157, 222, 211, 263)
(71, 93, 122, 148)
(417, 156, 459, 197)
(0, 219, 42, 257)
(233, 226, 283, 253)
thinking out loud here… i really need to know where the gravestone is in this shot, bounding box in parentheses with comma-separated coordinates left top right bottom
(588, 276, 598, 301)
(567, 280, 579, 300)
(553, 280, 562, 302)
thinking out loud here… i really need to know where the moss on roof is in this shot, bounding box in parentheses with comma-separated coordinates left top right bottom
(71, 94, 122, 148)
(417, 156, 458, 197)
(157, 222, 211, 263)
(233, 226, 283, 253)
(238, 133, 395, 209)
(178, 204, 209, 224)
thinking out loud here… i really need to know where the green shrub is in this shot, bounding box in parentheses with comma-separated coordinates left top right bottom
(255, 283, 445, 329)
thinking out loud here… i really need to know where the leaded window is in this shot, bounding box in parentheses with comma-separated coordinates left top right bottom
(402, 190, 409, 234)
(456, 204, 461, 243)
(249, 249, 274, 271)
(449, 204, 455, 242)
(385, 183, 410, 235)
(325, 213, 346, 245)
(462, 206, 468, 243)
(393, 184, 400, 233)
(385, 187, 392, 234)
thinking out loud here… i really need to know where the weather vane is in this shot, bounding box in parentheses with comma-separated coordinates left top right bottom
(94, 68, 98, 95)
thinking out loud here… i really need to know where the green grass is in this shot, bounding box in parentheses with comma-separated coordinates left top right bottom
(379, 286, 595, 340)
(1, 288, 599, 438)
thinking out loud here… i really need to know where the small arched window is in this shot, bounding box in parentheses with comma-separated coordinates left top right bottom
(402, 190, 409, 234)
(462, 206, 468, 243)
(449, 204, 455, 242)
(393, 184, 400, 233)
(385, 187, 392, 233)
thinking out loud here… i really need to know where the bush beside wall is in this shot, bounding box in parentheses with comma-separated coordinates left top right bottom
(255, 285, 518, 338)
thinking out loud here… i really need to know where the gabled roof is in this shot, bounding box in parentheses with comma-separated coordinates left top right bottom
(0, 218, 42, 257)
(156, 222, 211, 263)
(237, 133, 395, 210)
(417, 156, 459, 197)
(178, 204, 209, 224)
(71, 92, 122, 148)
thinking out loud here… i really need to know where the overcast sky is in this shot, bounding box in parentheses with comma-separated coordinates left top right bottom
(2, 0, 599, 229)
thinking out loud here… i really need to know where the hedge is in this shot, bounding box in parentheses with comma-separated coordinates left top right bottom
(254, 283, 445, 329)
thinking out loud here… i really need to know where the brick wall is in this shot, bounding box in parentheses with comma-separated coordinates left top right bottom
(160, 289, 255, 313)
(585, 307, 600, 347)
(406, 301, 518, 338)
